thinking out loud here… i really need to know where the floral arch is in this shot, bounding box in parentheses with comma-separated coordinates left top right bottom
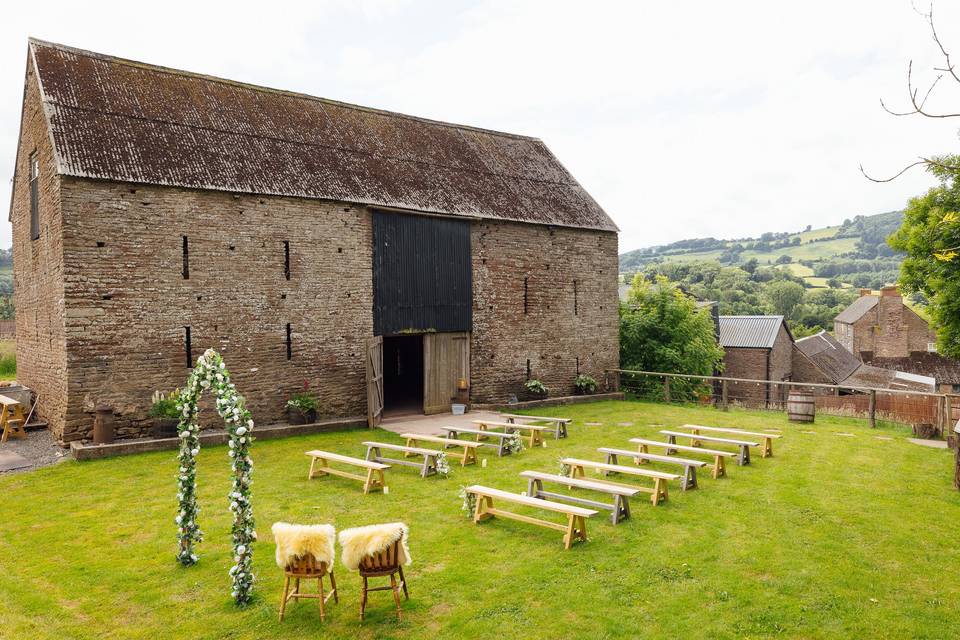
(174, 349, 256, 606)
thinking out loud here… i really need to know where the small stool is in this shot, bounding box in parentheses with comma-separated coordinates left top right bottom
(358, 540, 408, 621)
(279, 554, 338, 621)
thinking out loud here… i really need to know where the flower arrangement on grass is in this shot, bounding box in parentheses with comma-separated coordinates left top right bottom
(175, 348, 256, 606)
(435, 451, 451, 478)
(458, 486, 477, 517)
(505, 434, 524, 455)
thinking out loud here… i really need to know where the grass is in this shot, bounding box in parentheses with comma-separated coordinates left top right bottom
(0, 340, 16, 380)
(2, 400, 959, 639)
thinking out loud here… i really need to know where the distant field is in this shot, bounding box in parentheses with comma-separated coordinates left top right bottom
(648, 236, 859, 267)
(798, 225, 840, 243)
(803, 277, 830, 288)
(780, 263, 814, 278)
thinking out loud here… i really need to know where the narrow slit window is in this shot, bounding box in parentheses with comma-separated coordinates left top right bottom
(523, 277, 529, 314)
(29, 152, 39, 240)
(526, 358, 531, 380)
(573, 280, 579, 316)
(182, 236, 190, 279)
(283, 241, 290, 280)
(184, 326, 192, 368)
(576, 356, 580, 375)
(286, 323, 292, 360)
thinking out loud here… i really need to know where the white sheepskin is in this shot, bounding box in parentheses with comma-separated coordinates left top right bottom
(338, 522, 411, 571)
(271, 522, 336, 570)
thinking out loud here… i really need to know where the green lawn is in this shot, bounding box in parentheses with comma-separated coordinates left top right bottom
(2, 400, 959, 639)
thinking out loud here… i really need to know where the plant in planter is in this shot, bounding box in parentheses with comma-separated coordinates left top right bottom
(574, 374, 597, 395)
(149, 389, 182, 438)
(524, 379, 549, 400)
(286, 383, 319, 425)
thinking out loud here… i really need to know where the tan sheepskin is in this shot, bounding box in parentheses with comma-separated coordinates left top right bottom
(338, 522, 412, 571)
(271, 522, 336, 570)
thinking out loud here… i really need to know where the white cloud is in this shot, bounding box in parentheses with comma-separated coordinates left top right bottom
(1, 0, 959, 253)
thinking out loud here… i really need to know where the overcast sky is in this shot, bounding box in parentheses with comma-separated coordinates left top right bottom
(3, 0, 960, 253)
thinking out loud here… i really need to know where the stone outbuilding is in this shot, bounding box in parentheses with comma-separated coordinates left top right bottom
(718, 315, 793, 407)
(8, 40, 619, 443)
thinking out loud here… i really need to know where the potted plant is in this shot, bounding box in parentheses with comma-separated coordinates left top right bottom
(574, 374, 597, 395)
(524, 379, 549, 400)
(286, 391, 319, 424)
(149, 389, 181, 438)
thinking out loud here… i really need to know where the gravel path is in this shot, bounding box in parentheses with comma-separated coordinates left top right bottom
(0, 429, 70, 475)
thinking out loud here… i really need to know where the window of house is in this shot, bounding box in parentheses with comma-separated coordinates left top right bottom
(29, 152, 39, 240)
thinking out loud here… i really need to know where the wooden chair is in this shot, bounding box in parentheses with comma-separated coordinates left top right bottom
(357, 540, 408, 621)
(279, 553, 338, 622)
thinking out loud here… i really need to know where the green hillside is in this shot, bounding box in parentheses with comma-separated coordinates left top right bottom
(621, 211, 903, 291)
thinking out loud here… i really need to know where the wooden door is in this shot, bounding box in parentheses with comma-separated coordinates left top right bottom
(366, 336, 384, 427)
(423, 332, 470, 415)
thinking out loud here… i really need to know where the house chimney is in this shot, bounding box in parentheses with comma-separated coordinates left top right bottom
(859, 288, 872, 297)
(880, 285, 900, 298)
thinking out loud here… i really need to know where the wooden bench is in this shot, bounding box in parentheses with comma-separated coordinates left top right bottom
(471, 420, 549, 448)
(597, 447, 706, 491)
(0, 395, 26, 444)
(560, 457, 680, 506)
(519, 470, 638, 525)
(500, 414, 571, 439)
(305, 450, 389, 494)
(364, 442, 440, 478)
(660, 430, 758, 466)
(399, 433, 480, 467)
(629, 438, 736, 479)
(683, 424, 781, 457)
(441, 426, 522, 456)
(465, 485, 597, 549)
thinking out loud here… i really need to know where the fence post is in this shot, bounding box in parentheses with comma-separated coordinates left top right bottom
(721, 379, 729, 411)
(663, 376, 671, 403)
(868, 390, 876, 428)
(946, 395, 953, 439)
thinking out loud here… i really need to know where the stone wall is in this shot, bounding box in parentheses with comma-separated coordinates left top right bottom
(721, 347, 768, 407)
(57, 180, 374, 442)
(470, 220, 619, 402)
(11, 60, 69, 436)
(850, 289, 938, 359)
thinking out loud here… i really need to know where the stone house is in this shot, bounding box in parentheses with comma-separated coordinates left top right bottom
(9, 40, 619, 444)
(834, 287, 960, 392)
(718, 315, 793, 406)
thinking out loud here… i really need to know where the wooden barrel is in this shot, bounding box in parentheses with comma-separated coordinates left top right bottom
(786, 391, 815, 423)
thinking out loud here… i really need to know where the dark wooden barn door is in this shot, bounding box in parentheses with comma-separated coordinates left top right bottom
(366, 336, 384, 427)
(423, 332, 470, 414)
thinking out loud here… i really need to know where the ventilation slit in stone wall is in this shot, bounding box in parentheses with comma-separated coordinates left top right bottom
(523, 277, 529, 314)
(574, 280, 579, 316)
(283, 241, 290, 280)
(286, 323, 292, 360)
(526, 358, 531, 380)
(182, 236, 189, 279)
(184, 326, 192, 368)
(576, 356, 580, 375)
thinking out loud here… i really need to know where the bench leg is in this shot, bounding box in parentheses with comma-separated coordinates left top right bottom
(422, 455, 436, 478)
(570, 464, 585, 481)
(604, 452, 618, 469)
(666, 435, 677, 455)
(620, 496, 631, 522)
(683, 466, 698, 490)
(403, 438, 416, 454)
(714, 456, 726, 479)
(473, 495, 492, 522)
(652, 478, 668, 505)
(363, 469, 375, 494)
(611, 495, 622, 525)
(691, 428, 702, 447)
(763, 438, 773, 458)
(308, 456, 318, 480)
(738, 445, 750, 466)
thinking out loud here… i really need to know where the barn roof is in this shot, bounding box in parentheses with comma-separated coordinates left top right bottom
(834, 295, 878, 324)
(793, 331, 861, 384)
(718, 316, 785, 349)
(27, 39, 617, 232)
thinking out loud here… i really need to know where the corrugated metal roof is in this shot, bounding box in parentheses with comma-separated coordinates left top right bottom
(794, 331, 861, 384)
(718, 315, 784, 349)
(834, 295, 878, 324)
(28, 39, 617, 232)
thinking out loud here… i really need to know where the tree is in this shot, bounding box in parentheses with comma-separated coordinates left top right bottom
(764, 280, 805, 319)
(888, 159, 960, 357)
(619, 276, 724, 400)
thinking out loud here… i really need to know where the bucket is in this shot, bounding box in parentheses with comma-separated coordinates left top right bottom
(451, 403, 466, 416)
(786, 391, 815, 423)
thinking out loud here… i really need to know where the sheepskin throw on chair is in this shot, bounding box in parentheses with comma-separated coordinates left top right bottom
(272, 522, 336, 569)
(338, 522, 412, 570)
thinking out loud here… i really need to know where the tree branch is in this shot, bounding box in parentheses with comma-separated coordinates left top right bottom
(860, 157, 960, 183)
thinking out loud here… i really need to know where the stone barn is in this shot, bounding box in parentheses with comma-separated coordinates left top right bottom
(8, 40, 619, 444)
(718, 315, 793, 407)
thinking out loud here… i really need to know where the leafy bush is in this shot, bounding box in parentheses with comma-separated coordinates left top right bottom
(286, 392, 319, 414)
(574, 374, 597, 394)
(149, 389, 181, 419)
(524, 379, 549, 396)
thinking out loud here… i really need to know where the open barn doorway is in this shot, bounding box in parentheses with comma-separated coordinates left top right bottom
(382, 335, 424, 417)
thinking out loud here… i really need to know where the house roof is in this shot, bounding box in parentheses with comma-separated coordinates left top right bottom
(718, 315, 785, 349)
(26, 39, 617, 232)
(843, 365, 936, 392)
(864, 353, 960, 385)
(834, 295, 878, 324)
(794, 331, 861, 384)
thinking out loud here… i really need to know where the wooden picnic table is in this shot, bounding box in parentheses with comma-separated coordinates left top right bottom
(682, 424, 781, 457)
(0, 394, 26, 444)
(305, 450, 389, 494)
(629, 438, 736, 479)
(520, 470, 638, 525)
(597, 447, 706, 490)
(660, 430, 758, 466)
